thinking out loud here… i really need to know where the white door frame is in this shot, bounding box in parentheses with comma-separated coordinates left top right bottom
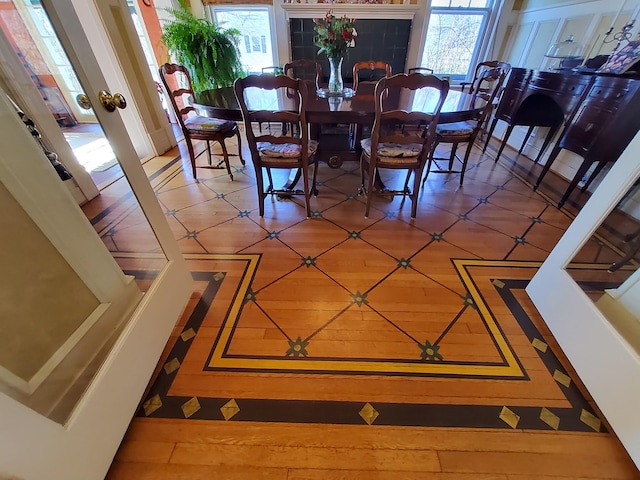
(0, 0, 192, 478)
(0, 26, 99, 204)
(92, 0, 176, 157)
(527, 132, 640, 469)
(0, 0, 174, 203)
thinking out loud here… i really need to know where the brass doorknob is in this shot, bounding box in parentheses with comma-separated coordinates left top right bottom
(76, 93, 92, 110)
(98, 90, 127, 112)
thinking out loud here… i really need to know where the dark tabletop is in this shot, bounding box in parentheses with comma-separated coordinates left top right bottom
(194, 84, 484, 125)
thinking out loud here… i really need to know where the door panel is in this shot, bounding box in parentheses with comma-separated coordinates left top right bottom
(95, 0, 174, 158)
(0, 1, 192, 478)
(0, 0, 165, 195)
(527, 132, 640, 469)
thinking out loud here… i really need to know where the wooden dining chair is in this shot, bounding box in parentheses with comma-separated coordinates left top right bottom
(408, 67, 434, 75)
(283, 59, 322, 136)
(461, 61, 511, 140)
(234, 74, 319, 217)
(423, 67, 506, 186)
(359, 73, 449, 218)
(350, 61, 393, 148)
(261, 66, 284, 75)
(284, 59, 322, 91)
(352, 60, 392, 92)
(159, 63, 244, 181)
(461, 60, 511, 94)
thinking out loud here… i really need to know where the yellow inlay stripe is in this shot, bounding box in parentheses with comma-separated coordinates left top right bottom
(451, 259, 534, 378)
(203, 257, 538, 377)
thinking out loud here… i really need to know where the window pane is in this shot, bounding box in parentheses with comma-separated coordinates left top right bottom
(213, 8, 274, 74)
(421, 13, 484, 79)
(252, 36, 260, 52)
(431, 0, 490, 8)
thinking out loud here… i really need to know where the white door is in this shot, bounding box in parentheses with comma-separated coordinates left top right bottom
(527, 132, 640, 469)
(0, 0, 165, 198)
(0, 1, 193, 479)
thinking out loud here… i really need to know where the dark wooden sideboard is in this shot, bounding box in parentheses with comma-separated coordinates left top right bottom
(485, 68, 592, 164)
(485, 68, 640, 207)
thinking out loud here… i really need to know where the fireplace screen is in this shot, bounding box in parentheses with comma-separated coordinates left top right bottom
(289, 18, 411, 84)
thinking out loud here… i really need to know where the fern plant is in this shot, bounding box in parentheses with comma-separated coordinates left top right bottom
(161, 1, 244, 92)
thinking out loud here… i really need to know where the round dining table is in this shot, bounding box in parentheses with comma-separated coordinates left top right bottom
(194, 83, 485, 126)
(194, 83, 485, 189)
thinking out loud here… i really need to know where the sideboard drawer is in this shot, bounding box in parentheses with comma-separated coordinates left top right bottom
(559, 104, 613, 154)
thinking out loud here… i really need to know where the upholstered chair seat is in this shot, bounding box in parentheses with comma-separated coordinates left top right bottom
(435, 121, 475, 136)
(360, 138, 423, 164)
(256, 140, 319, 162)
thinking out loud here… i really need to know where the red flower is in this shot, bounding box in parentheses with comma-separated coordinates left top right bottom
(314, 9, 356, 59)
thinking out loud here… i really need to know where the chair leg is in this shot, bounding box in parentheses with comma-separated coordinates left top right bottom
(311, 158, 319, 196)
(235, 129, 246, 165)
(483, 117, 499, 153)
(302, 164, 311, 218)
(365, 164, 377, 218)
(459, 142, 473, 186)
(479, 107, 493, 140)
(422, 147, 436, 187)
(219, 140, 233, 181)
(185, 136, 198, 181)
(359, 151, 366, 194)
(255, 167, 265, 217)
(448, 143, 458, 170)
(402, 169, 412, 193)
(362, 153, 375, 218)
(410, 167, 422, 218)
(206, 140, 212, 165)
(265, 168, 274, 193)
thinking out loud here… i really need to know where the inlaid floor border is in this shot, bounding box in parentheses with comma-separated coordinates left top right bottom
(203, 256, 525, 378)
(134, 256, 605, 432)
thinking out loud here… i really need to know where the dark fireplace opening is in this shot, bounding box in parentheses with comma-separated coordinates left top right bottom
(289, 18, 412, 84)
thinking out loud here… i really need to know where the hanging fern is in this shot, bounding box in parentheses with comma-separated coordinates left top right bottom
(161, 1, 244, 92)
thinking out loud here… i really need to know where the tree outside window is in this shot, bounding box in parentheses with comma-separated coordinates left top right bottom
(211, 7, 275, 74)
(420, 0, 492, 81)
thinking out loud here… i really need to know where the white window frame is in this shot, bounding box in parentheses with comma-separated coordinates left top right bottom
(421, 0, 499, 83)
(206, 5, 278, 75)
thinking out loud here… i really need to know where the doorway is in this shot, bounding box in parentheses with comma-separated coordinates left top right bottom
(0, 0, 163, 192)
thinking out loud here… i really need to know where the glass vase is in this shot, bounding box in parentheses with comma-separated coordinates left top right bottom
(328, 56, 344, 95)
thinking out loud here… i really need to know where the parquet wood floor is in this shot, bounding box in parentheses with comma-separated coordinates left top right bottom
(85, 132, 640, 479)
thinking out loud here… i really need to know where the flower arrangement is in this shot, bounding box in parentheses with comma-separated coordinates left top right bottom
(313, 10, 357, 60)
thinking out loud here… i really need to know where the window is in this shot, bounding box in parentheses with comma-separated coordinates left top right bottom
(251, 36, 261, 53)
(210, 7, 275, 75)
(420, 0, 494, 81)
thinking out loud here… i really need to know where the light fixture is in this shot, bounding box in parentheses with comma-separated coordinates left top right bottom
(544, 35, 583, 70)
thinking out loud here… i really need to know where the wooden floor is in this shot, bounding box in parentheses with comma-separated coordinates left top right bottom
(84, 130, 640, 479)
